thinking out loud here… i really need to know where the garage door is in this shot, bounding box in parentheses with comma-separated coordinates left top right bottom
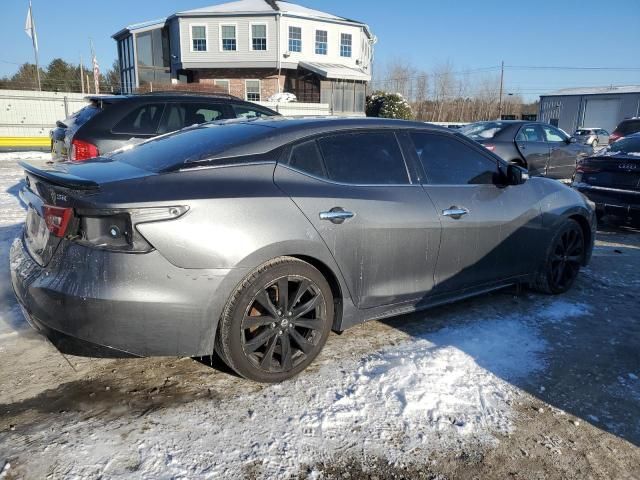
(582, 98, 621, 131)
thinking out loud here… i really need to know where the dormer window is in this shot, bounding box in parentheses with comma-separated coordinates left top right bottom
(221, 24, 237, 51)
(288, 26, 302, 53)
(191, 25, 207, 52)
(251, 24, 267, 51)
(340, 33, 352, 57)
(315, 30, 327, 55)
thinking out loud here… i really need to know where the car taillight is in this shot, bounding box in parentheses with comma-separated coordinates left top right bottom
(483, 144, 496, 152)
(609, 132, 623, 144)
(71, 139, 99, 161)
(43, 205, 73, 238)
(575, 163, 601, 174)
(74, 206, 189, 252)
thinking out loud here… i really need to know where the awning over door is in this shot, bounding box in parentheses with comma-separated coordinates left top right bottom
(298, 61, 371, 82)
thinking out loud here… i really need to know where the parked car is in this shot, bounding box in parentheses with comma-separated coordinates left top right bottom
(12, 117, 595, 382)
(573, 132, 640, 226)
(49, 92, 279, 161)
(572, 128, 609, 149)
(460, 121, 592, 179)
(609, 118, 640, 144)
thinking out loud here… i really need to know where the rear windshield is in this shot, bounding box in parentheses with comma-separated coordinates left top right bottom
(63, 104, 101, 129)
(460, 122, 509, 140)
(108, 121, 278, 172)
(603, 135, 640, 155)
(617, 119, 640, 136)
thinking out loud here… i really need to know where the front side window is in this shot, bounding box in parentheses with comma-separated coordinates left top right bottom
(410, 132, 497, 185)
(542, 125, 567, 143)
(315, 30, 327, 55)
(289, 26, 302, 52)
(288, 140, 326, 178)
(112, 103, 165, 135)
(245, 80, 261, 102)
(251, 24, 267, 51)
(221, 25, 237, 51)
(340, 33, 352, 57)
(191, 25, 207, 52)
(317, 131, 409, 185)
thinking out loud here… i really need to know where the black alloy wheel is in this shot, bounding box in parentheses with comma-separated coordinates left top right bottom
(216, 257, 333, 382)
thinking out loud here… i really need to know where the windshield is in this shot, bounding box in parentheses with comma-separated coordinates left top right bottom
(108, 121, 278, 173)
(602, 135, 640, 156)
(574, 129, 593, 136)
(460, 122, 508, 140)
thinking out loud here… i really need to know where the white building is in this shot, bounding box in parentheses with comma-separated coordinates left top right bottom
(113, 0, 376, 113)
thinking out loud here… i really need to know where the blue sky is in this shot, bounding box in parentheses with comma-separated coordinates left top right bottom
(2, 0, 640, 99)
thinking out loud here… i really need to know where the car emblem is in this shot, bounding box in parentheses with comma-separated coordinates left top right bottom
(618, 163, 638, 171)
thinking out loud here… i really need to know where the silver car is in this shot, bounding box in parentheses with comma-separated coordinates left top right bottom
(10, 117, 596, 382)
(573, 128, 610, 149)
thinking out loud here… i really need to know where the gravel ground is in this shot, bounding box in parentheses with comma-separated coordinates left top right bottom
(0, 156, 638, 479)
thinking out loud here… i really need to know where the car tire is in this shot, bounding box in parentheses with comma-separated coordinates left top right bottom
(215, 256, 333, 383)
(592, 139, 599, 150)
(531, 219, 585, 294)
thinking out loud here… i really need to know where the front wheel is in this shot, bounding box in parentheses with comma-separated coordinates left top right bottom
(531, 219, 585, 294)
(216, 257, 333, 383)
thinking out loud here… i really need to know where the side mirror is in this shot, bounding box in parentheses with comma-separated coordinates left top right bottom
(506, 163, 529, 185)
(568, 137, 577, 144)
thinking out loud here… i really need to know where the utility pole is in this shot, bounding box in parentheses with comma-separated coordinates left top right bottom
(80, 55, 85, 94)
(497, 60, 504, 120)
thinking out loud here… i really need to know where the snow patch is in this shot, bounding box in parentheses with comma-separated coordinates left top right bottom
(0, 151, 51, 162)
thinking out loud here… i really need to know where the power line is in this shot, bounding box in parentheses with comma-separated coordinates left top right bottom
(505, 65, 640, 71)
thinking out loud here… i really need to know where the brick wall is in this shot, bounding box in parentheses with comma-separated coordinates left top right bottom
(195, 68, 285, 101)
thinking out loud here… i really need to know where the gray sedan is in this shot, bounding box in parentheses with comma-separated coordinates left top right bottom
(573, 128, 610, 149)
(461, 121, 592, 179)
(11, 117, 595, 382)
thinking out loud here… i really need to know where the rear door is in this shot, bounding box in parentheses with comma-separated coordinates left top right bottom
(515, 124, 549, 176)
(409, 131, 544, 293)
(274, 130, 441, 309)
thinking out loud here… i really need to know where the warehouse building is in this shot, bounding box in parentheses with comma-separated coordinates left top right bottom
(538, 85, 640, 133)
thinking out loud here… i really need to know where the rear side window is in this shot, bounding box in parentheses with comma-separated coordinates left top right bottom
(317, 132, 409, 185)
(410, 132, 497, 185)
(233, 104, 274, 119)
(158, 102, 226, 134)
(288, 140, 326, 178)
(113, 103, 165, 135)
(516, 125, 544, 142)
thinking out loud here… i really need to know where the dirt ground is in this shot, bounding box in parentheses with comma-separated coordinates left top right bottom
(0, 156, 639, 479)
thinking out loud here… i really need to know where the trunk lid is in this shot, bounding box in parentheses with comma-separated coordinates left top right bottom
(577, 154, 640, 190)
(19, 158, 154, 266)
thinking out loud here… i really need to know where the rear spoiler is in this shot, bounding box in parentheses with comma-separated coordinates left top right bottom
(19, 161, 99, 190)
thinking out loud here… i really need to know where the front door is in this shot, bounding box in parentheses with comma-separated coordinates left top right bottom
(408, 131, 543, 293)
(542, 124, 581, 180)
(274, 130, 441, 309)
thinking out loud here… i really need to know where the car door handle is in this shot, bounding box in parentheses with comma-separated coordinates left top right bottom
(319, 207, 355, 224)
(442, 207, 469, 219)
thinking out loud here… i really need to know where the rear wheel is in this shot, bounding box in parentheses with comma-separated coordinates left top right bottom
(216, 257, 333, 383)
(531, 219, 585, 294)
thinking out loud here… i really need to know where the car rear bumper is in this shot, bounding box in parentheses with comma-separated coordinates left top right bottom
(10, 235, 244, 357)
(573, 183, 640, 217)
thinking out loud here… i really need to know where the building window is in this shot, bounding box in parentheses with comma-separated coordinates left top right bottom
(251, 24, 267, 51)
(245, 80, 261, 102)
(288, 26, 302, 53)
(340, 33, 352, 57)
(315, 30, 327, 55)
(191, 25, 207, 52)
(214, 79, 230, 93)
(221, 24, 237, 51)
